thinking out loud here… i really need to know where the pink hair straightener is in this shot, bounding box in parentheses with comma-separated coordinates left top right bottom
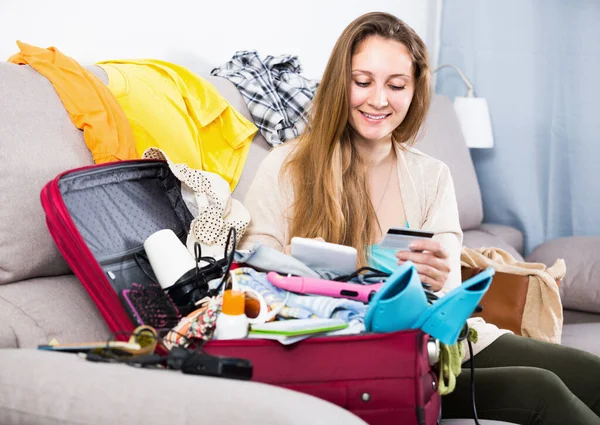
(266, 272, 383, 303)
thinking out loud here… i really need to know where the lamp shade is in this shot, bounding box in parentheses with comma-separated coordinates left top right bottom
(453, 97, 494, 149)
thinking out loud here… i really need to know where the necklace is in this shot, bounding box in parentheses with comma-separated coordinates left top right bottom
(375, 155, 396, 213)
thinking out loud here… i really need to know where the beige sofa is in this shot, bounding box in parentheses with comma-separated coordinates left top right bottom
(1, 61, 598, 425)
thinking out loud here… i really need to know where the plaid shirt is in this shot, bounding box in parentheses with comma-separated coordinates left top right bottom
(211, 51, 319, 146)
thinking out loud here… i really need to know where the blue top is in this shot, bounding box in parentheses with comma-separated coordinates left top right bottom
(368, 220, 410, 273)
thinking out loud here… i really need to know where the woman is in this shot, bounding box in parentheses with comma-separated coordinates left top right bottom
(240, 11, 600, 425)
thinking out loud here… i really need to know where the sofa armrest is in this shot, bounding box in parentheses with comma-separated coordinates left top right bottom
(0, 275, 111, 349)
(0, 349, 366, 425)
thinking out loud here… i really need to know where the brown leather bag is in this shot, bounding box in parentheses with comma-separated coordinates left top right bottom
(461, 267, 561, 336)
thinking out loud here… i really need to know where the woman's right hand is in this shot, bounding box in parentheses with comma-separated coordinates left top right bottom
(283, 237, 325, 255)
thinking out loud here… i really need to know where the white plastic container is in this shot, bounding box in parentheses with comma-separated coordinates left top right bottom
(215, 290, 249, 340)
(143, 229, 196, 290)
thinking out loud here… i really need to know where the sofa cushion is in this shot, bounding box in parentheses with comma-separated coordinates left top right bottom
(527, 236, 600, 314)
(463, 229, 524, 261)
(561, 322, 600, 356)
(0, 274, 110, 349)
(563, 309, 600, 325)
(472, 223, 524, 255)
(416, 95, 484, 231)
(0, 62, 96, 284)
(0, 349, 366, 425)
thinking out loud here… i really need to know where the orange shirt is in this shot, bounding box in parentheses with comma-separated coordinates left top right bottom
(8, 41, 136, 163)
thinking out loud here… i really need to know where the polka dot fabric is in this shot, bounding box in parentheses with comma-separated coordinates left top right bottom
(142, 148, 250, 258)
(59, 163, 193, 261)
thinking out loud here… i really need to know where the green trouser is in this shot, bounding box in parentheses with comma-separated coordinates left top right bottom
(441, 334, 600, 425)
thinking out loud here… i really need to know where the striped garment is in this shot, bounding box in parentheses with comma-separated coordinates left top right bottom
(232, 267, 367, 323)
(211, 51, 319, 146)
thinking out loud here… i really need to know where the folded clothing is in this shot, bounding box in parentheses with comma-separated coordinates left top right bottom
(232, 267, 367, 323)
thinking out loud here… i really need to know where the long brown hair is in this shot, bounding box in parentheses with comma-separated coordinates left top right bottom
(284, 12, 431, 267)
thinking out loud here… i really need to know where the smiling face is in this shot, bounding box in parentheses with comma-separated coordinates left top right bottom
(348, 36, 415, 145)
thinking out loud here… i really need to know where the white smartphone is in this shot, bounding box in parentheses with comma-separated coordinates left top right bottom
(290, 237, 357, 275)
(379, 227, 435, 251)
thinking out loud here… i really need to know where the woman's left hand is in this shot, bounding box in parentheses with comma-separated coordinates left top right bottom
(395, 239, 451, 292)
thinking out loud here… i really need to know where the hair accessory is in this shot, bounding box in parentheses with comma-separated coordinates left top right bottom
(143, 229, 197, 291)
(133, 226, 238, 313)
(267, 271, 382, 303)
(121, 282, 181, 330)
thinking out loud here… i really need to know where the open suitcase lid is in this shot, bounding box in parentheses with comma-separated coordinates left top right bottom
(57, 160, 193, 264)
(42, 160, 194, 334)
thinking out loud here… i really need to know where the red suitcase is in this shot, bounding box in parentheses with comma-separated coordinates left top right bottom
(41, 160, 441, 425)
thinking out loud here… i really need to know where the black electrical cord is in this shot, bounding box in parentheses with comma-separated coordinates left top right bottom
(86, 328, 199, 367)
(208, 226, 237, 297)
(133, 251, 159, 285)
(194, 242, 218, 280)
(332, 266, 390, 282)
(436, 313, 481, 425)
(467, 336, 481, 425)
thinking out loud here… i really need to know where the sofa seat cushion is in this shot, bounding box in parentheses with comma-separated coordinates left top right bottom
(527, 236, 600, 314)
(0, 275, 110, 349)
(463, 228, 524, 261)
(561, 322, 600, 356)
(0, 349, 366, 425)
(563, 309, 600, 325)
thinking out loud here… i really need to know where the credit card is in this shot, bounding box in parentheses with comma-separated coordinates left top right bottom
(379, 228, 434, 251)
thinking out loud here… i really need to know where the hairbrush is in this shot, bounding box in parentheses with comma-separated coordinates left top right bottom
(121, 282, 182, 330)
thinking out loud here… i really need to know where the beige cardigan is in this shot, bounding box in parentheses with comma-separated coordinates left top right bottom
(241, 142, 508, 359)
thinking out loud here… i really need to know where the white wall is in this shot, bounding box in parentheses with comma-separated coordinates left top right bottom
(1, 0, 440, 79)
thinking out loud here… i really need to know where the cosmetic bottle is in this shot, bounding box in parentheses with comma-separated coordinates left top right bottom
(215, 290, 249, 340)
